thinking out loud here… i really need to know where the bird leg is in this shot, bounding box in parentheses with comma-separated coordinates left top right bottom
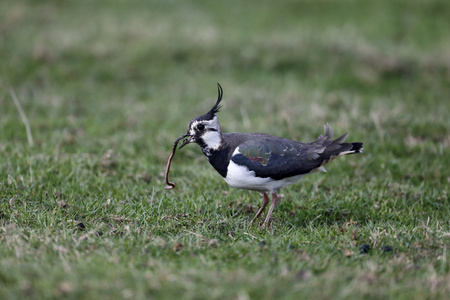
(260, 192, 279, 230)
(249, 193, 270, 226)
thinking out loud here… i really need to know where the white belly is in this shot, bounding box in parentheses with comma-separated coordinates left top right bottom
(224, 160, 306, 193)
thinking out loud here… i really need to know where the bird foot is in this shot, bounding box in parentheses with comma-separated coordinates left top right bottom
(248, 219, 265, 230)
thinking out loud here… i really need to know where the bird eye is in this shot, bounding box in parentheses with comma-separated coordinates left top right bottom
(197, 124, 205, 131)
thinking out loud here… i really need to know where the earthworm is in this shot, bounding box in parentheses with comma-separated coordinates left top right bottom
(164, 135, 188, 190)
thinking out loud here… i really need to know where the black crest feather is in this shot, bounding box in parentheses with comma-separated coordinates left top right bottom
(208, 83, 223, 115)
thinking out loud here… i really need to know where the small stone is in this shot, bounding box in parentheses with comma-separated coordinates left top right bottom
(173, 243, 184, 252)
(381, 245, 393, 252)
(360, 244, 371, 254)
(208, 239, 219, 248)
(296, 270, 312, 280)
(58, 281, 73, 294)
(344, 249, 354, 258)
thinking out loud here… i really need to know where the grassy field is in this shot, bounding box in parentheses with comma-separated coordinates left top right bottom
(1, 0, 449, 299)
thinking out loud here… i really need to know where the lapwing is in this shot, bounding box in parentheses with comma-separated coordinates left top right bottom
(176, 84, 363, 229)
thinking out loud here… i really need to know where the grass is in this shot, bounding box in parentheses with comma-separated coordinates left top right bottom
(1, 0, 449, 299)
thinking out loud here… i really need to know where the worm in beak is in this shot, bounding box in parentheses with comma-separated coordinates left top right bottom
(164, 133, 191, 190)
(178, 134, 193, 149)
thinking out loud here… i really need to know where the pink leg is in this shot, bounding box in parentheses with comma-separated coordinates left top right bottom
(261, 192, 279, 230)
(249, 193, 270, 226)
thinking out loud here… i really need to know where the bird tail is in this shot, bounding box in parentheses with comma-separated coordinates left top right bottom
(320, 123, 364, 159)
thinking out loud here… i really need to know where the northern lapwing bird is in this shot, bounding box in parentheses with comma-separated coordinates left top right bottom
(177, 84, 363, 229)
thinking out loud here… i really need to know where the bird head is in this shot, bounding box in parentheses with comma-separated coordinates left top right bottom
(178, 83, 223, 150)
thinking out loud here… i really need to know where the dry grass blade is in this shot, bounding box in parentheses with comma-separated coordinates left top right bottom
(9, 88, 33, 147)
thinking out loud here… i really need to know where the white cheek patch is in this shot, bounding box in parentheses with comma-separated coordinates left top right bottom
(189, 116, 222, 151)
(201, 130, 222, 150)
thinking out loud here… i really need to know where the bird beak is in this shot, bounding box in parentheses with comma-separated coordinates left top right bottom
(177, 132, 193, 149)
